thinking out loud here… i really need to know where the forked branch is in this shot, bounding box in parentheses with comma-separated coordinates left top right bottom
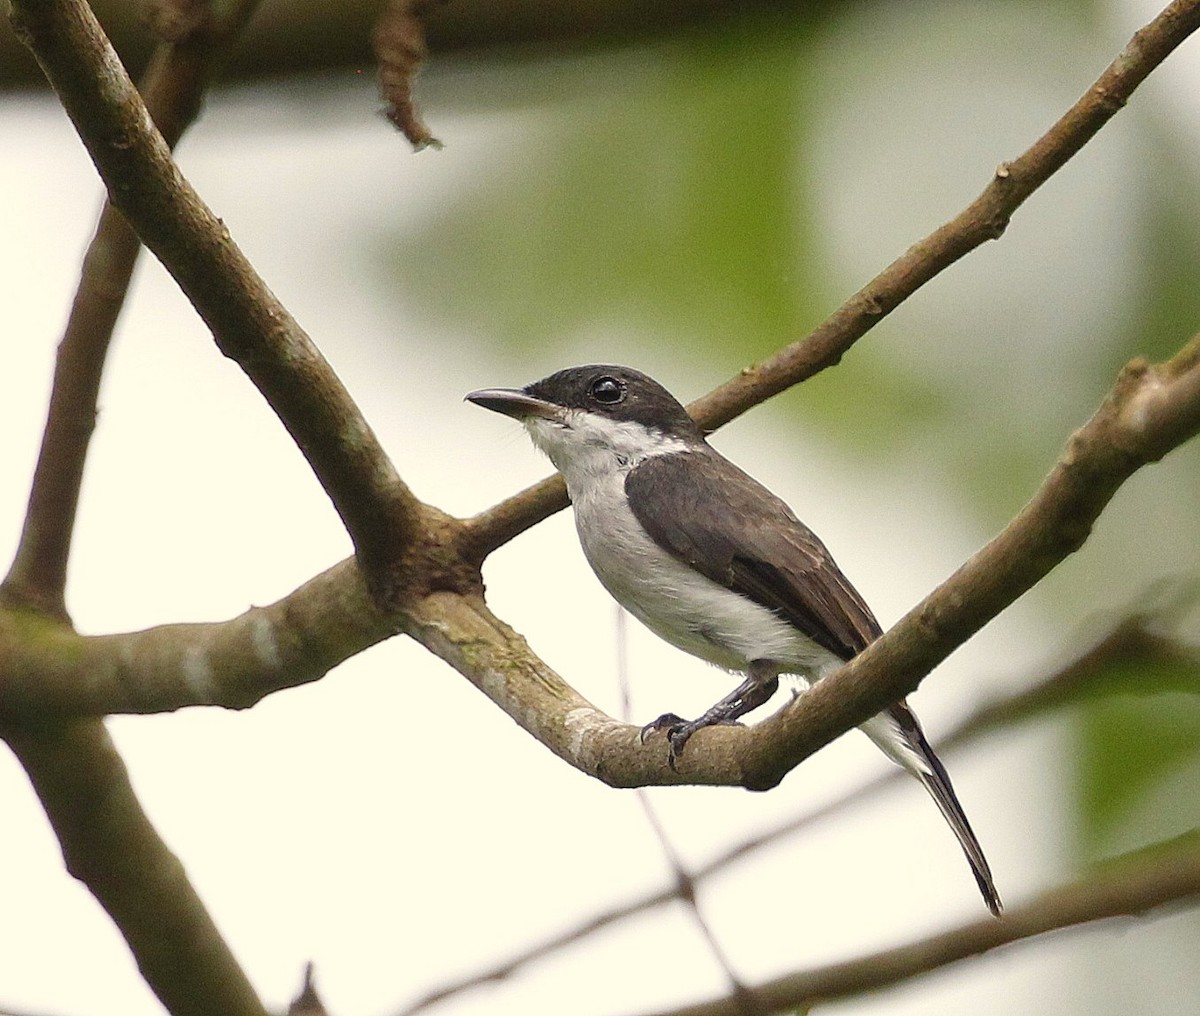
(7, 0, 427, 597)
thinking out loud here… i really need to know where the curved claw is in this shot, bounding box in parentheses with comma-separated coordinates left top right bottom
(639, 712, 687, 745)
(641, 712, 745, 770)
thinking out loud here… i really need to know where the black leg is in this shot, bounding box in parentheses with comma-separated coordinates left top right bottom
(641, 664, 780, 768)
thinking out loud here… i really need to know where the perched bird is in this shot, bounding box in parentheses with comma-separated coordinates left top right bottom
(467, 364, 1001, 916)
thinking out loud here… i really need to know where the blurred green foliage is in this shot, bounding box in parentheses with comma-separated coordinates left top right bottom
(1078, 689, 1200, 853)
(384, 12, 825, 371)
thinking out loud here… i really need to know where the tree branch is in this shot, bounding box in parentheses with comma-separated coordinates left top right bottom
(401, 333, 1200, 791)
(739, 334, 1200, 789)
(7, 0, 1195, 768)
(6, 3, 1197, 1015)
(2, 1, 261, 622)
(632, 832, 1200, 1016)
(392, 606, 1200, 1016)
(6, 0, 427, 598)
(3, 720, 270, 1016)
(1, 8, 298, 1016)
(5, 332, 1196, 795)
(460, 0, 1200, 560)
(0, 558, 392, 718)
(3, 2, 1197, 800)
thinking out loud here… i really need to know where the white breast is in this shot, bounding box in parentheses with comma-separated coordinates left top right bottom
(525, 413, 835, 678)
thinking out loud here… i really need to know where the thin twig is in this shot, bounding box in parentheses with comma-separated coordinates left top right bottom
(286, 962, 332, 1016)
(460, 0, 1200, 560)
(631, 832, 1200, 1016)
(615, 610, 758, 1014)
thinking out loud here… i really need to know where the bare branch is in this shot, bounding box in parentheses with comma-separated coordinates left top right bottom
(6, 0, 426, 598)
(461, 474, 566, 565)
(632, 833, 1200, 1016)
(4, 720, 270, 1016)
(4, 3, 1197, 797)
(5, 4, 1196, 1016)
(0, 558, 392, 718)
(739, 335, 1200, 789)
(461, 0, 1200, 559)
(689, 0, 1200, 433)
(1, 0, 261, 619)
(393, 607, 1200, 1015)
(1, 10, 312, 1016)
(417, 334, 1200, 790)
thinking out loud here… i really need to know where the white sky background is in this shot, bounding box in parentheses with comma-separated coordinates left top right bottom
(2, 2, 1199, 1015)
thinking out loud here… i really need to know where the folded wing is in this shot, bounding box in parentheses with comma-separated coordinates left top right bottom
(625, 450, 882, 660)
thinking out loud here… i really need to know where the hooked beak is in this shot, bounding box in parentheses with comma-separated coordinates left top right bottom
(465, 387, 563, 422)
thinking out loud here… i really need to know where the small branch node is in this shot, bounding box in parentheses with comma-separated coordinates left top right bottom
(1092, 84, 1129, 113)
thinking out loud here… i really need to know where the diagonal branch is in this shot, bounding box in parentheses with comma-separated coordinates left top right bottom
(3, 720, 270, 1016)
(1, 0, 261, 620)
(405, 331, 1200, 790)
(1, 0, 1195, 839)
(391, 608, 1200, 1016)
(7, 0, 427, 598)
(739, 334, 1200, 789)
(4, 4, 1195, 1016)
(460, 0, 1200, 560)
(631, 832, 1200, 1016)
(7, 335, 1194, 790)
(2, 8, 285, 1016)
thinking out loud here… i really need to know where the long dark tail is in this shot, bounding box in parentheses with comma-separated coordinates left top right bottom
(884, 704, 1003, 917)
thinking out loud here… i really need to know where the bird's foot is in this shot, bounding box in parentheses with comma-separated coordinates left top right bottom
(640, 712, 743, 770)
(639, 713, 687, 744)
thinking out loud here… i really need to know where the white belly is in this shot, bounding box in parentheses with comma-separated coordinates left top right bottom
(570, 470, 837, 678)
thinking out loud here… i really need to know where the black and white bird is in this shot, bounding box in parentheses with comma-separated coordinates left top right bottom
(467, 364, 1001, 916)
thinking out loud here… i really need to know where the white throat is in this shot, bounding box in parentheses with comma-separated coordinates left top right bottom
(524, 410, 691, 496)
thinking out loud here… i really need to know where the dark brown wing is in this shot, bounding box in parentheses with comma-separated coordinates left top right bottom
(625, 451, 881, 660)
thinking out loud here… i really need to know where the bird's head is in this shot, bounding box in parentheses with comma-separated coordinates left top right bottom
(467, 365, 704, 476)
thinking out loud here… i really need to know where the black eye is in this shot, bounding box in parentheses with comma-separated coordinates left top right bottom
(589, 376, 626, 405)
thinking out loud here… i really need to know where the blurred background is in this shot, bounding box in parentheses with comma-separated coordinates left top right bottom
(2, 0, 1199, 1014)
